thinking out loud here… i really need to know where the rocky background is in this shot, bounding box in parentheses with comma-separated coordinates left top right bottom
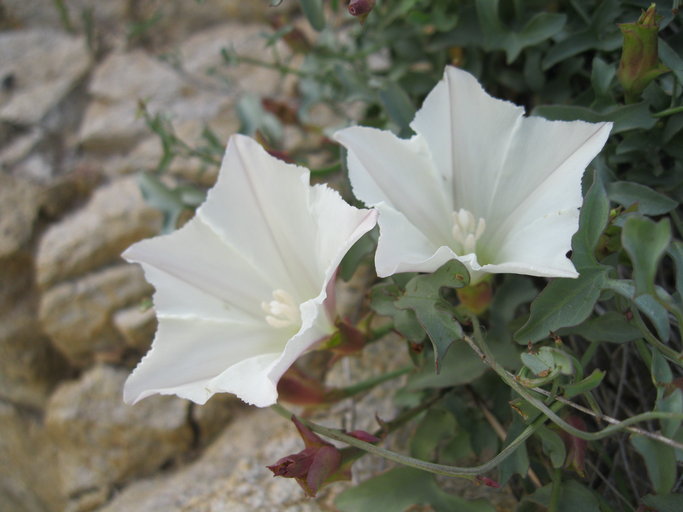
(0, 1, 411, 511)
(0, 2, 515, 511)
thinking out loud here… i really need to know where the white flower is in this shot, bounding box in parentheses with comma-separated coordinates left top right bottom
(335, 66, 612, 283)
(123, 135, 377, 407)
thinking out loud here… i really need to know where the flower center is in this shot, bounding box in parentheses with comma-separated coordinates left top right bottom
(451, 208, 486, 254)
(262, 289, 301, 329)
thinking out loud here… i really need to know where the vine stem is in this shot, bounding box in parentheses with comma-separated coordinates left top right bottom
(464, 315, 683, 448)
(271, 398, 560, 479)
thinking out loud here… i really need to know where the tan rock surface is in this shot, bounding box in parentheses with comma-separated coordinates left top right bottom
(39, 264, 152, 366)
(45, 365, 194, 512)
(36, 176, 162, 288)
(0, 29, 90, 125)
(0, 173, 42, 257)
(0, 401, 64, 512)
(78, 50, 233, 150)
(112, 305, 157, 352)
(0, 254, 69, 408)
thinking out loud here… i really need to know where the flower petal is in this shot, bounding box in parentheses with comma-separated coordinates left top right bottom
(482, 116, 613, 255)
(123, 317, 282, 405)
(124, 215, 270, 323)
(410, 66, 524, 221)
(123, 134, 377, 407)
(200, 135, 321, 302)
(334, 126, 452, 244)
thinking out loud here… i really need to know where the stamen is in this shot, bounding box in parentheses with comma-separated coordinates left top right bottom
(451, 209, 486, 255)
(262, 289, 301, 329)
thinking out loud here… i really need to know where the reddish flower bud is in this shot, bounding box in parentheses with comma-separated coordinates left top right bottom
(319, 318, 367, 365)
(348, 0, 375, 17)
(267, 416, 344, 496)
(277, 365, 328, 406)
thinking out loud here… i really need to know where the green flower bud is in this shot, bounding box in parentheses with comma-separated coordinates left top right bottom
(617, 3, 670, 103)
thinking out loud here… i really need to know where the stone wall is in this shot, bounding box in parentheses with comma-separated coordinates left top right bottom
(1, 2, 311, 511)
(0, 2, 514, 511)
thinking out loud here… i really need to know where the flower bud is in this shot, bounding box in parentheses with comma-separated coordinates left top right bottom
(276, 365, 328, 406)
(267, 416, 344, 496)
(456, 278, 493, 315)
(348, 0, 375, 23)
(617, 3, 669, 103)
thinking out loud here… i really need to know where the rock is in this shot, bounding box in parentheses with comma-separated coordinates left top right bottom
(98, 408, 331, 512)
(177, 22, 292, 97)
(0, 401, 65, 512)
(45, 365, 193, 511)
(0, 29, 90, 126)
(100, 115, 238, 185)
(78, 50, 232, 151)
(35, 176, 162, 289)
(0, 292, 70, 409)
(38, 264, 152, 367)
(112, 305, 156, 352)
(191, 395, 243, 446)
(0, 127, 42, 168)
(1, 0, 127, 33)
(0, 173, 42, 258)
(94, 333, 411, 512)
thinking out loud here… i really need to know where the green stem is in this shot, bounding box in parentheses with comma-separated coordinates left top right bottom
(367, 322, 395, 343)
(271, 397, 557, 479)
(652, 105, 683, 118)
(548, 468, 563, 512)
(465, 316, 683, 443)
(325, 366, 411, 401)
(630, 307, 683, 364)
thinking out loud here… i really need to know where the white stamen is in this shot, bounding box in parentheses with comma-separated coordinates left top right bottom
(451, 208, 486, 254)
(261, 289, 301, 329)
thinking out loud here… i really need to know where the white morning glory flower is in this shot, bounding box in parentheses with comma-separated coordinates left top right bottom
(123, 135, 377, 407)
(335, 66, 612, 284)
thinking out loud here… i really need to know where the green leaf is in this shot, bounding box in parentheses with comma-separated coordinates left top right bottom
(533, 103, 656, 134)
(515, 268, 608, 344)
(407, 341, 487, 389)
(607, 181, 678, 215)
(299, 0, 325, 31)
(659, 38, 683, 85)
(631, 435, 677, 494)
(541, 0, 622, 69)
(622, 216, 671, 296)
(339, 229, 376, 281)
(561, 311, 640, 343)
(335, 467, 495, 512)
(410, 408, 456, 460)
(536, 426, 566, 468)
(564, 369, 606, 398)
(369, 283, 424, 342)
(526, 480, 602, 512)
(475, 0, 565, 63)
(136, 172, 186, 233)
(521, 347, 573, 377)
(642, 493, 683, 512)
(498, 415, 529, 485)
(657, 388, 683, 438)
(378, 81, 416, 136)
(667, 241, 683, 297)
(590, 56, 615, 100)
(572, 172, 609, 270)
(652, 349, 673, 385)
(634, 293, 671, 342)
(395, 260, 469, 371)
